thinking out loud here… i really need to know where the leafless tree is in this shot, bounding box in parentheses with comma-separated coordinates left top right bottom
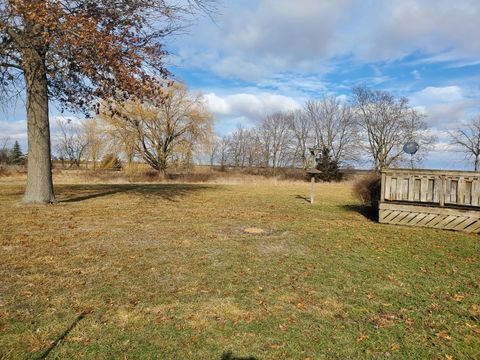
(82, 118, 105, 169)
(305, 97, 358, 167)
(352, 86, 435, 171)
(55, 118, 89, 168)
(289, 109, 312, 168)
(0, 136, 10, 164)
(259, 112, 294, 175)
(448, 116, 480, 171)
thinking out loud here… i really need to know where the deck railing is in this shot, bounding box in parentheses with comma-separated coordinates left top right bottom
(381, 168, 480, 208)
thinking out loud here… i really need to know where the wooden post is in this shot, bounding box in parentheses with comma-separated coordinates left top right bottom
(380, 171, 386, 203)
(310, 176, 315, 204)
(439, 175, 445, 207)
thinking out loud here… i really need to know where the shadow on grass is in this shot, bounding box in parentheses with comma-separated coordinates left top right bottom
(294, 194, 311, 203)
(35, 312, 87, 360)
(58, 184, 212, 203)
(221, 351, 257, 360)
(342, 204, 379, 222)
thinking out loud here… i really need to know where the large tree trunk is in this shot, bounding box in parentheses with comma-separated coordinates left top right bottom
(22, 48, 55, 204)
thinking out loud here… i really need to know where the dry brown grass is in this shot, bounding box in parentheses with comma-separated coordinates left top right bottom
(0, 176, 479, 359)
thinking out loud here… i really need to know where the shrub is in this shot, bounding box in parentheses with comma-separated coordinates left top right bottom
(353, 174, 381, 209)
(101, 154, 123, 170)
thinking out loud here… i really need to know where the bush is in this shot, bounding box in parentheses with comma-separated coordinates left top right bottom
(101, 154, 123, 170)
(353, 174, 381, 209)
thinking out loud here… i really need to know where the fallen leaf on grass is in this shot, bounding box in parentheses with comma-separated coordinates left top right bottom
(452, 294, 464, 302)
(405, 317, 415, 326)
(356, 334, 369, 342)
(390, 343, 400, 351)
(435, 331, 451, 340)
(296, 302, 307, 310)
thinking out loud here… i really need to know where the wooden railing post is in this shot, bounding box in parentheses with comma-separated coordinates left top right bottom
(439, 175, 446, 207)
(380, 171, 386, 203)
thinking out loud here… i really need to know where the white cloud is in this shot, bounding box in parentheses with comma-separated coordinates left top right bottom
(411, 86, 480, 128)
(175, 0, 480, 80)
(204, 91, 300, 134)
(206, 92, 299, 118)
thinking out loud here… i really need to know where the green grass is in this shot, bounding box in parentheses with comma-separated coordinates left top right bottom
(0, 181, 479, 359)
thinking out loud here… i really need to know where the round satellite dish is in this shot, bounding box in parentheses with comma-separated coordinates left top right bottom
(403, 141, 419, 155)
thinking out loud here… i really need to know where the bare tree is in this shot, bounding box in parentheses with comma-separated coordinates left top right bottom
(82, 118, 105, 169)
(259, 112, 294, 175)
(218, 135, 230, 170)
(305, 97, 358, 167)
(352, 86, 435, 171)
(449, 116, 480, 171)
(55, 118, 89, 168)
(0, 136, 10, 164)
(289, 109, 312, 168)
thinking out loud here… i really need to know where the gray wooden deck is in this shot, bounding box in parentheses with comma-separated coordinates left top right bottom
(379, 169, 480, 233)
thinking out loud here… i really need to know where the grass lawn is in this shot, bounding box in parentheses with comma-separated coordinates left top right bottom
(0, 180, 479, 359)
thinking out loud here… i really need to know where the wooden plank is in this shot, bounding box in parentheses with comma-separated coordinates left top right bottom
(408, 176, 414, 201)
(464, 181, 472, 205)
(433, 177, 440, 203)
(439, 176, 446, 207)
(407, 212, 428, 226)
(416, 214, 437, 227)
(413, 179, 421, 201)
(433, 215, 457, 228)
(401, 178, 409, 201)
(390, 178, 397, 200)
(444, 216, 467, 230)
(450, 180, 458, 204)
(426, 215, 448, 228)
(453, 217, 478, 231)
(464, 220, 480, 233)
(426, 179, 434, 202)
(382, 210, 401, 223)
(458, 177, 465, 205)
(379, 202, 480, 218)
(383, 168, 480, 176)
(379, 209, 392, 222)
(420, 177, 428, 202)
(384, 175, 391, 201)
(398, 212, 419, 225)
(445, 178, 451, 203)
(472, 180, 479, 206)
(380, 172, 386, 202)
(389, 211, 410, 225)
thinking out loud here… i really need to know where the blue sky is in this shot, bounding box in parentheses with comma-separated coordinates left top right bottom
(1, 0, 480, 169)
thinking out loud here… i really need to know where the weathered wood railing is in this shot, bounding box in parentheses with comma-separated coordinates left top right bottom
(379, 169, 480, 233)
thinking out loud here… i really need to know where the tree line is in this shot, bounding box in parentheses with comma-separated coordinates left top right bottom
(50, 85, 436, 177)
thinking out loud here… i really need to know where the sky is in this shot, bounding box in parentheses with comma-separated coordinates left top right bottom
(1, 0, 480, 169)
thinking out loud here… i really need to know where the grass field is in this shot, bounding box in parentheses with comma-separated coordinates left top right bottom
(0, 178, 479, 359)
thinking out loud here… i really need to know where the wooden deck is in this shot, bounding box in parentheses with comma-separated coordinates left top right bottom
(379, 169, 480, 233)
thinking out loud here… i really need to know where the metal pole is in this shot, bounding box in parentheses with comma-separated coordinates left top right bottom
(310, 175, 315, 204)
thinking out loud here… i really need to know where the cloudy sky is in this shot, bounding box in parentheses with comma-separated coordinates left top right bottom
(2, 0, 480, 169)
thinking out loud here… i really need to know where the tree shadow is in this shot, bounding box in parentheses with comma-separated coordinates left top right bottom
(342, 204, 379, 222)
(57, 184, 212, 203)
(294, 194, 311, 203)
(221, 351, 257, 360)
(35, 312, 87, 360)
